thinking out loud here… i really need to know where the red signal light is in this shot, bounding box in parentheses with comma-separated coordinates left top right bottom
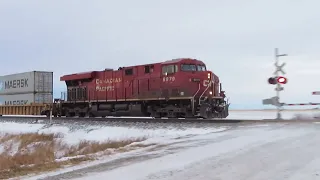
(277, 76, 287, 84)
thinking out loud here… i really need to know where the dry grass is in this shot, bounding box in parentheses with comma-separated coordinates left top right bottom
(64, 137, 147, 157)
(0, 133, 148, 179)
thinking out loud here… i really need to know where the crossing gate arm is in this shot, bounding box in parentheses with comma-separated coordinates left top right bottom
(283, 103, 320, 106)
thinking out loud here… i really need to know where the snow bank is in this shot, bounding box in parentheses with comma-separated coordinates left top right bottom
(0, 122, 227, 146)
(0, 123, 44, 135)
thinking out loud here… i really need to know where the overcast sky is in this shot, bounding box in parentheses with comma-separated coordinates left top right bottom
(1, 0, 320, 109)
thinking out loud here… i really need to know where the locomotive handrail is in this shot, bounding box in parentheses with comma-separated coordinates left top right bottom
(198, 80, 213, 105)
(191, 82, 201, 113)
(193, 82, 201, 99)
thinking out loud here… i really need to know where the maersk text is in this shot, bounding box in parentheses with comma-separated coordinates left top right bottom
(4, 79, 29, 89)
(4, 100, 28, 105)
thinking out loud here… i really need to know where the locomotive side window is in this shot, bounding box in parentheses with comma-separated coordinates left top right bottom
(181, 64, 196, 71)
(144, 65, 154, 73)
(125, 68, 133, 75)
(162, 66, 166, 75)
(162, 64, 178, 75)
(144, 66, 150, 73)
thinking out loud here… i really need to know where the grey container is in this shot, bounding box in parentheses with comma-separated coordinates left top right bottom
(0, 93, 53, 105)
(0, 71, 53, 95)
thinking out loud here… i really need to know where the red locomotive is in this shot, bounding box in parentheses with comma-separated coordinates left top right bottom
(45, 58, 230, 119)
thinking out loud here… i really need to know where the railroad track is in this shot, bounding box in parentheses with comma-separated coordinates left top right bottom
(0, 115, 320, 124)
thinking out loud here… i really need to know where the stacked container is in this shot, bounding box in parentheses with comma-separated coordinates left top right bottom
(0, 71, 53, 105)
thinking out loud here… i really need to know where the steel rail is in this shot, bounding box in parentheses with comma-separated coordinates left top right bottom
(0, 115, 320, 124)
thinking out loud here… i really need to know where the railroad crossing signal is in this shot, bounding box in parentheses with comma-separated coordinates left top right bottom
(263, 48, 288, 120)
(274, 62, 286, 75)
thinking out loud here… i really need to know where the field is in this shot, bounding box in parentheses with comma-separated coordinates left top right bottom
(0, 131, 150, 179)
(0, 109, 320, 179)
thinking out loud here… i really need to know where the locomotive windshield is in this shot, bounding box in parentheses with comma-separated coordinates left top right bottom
(181, 64, 206, 71)
(197, 65, 206, 71)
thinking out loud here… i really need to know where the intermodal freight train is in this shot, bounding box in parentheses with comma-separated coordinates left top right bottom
(41, 58, 230, 119)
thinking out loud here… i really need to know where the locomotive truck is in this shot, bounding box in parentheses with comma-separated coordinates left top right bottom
(41, 58, 230, 119)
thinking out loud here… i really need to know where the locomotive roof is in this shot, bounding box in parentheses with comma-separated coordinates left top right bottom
(60, 58, 206, 81)
(161, 58, 204, 64)
(60, 71, 96, 81)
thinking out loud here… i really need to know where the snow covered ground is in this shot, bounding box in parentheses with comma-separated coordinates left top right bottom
(22, 122, 320, 180)
(1, 110, 317, 147)
(0, 122, 228, 146)
(1, 110, 320, 179)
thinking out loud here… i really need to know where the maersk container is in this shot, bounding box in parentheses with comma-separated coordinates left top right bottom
(0, 71, 53, 95)
(0, 93, 53, 105)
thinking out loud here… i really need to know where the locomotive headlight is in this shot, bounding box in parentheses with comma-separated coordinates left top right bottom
(207, 73, 211, 79)
(209, 91, 213, 95)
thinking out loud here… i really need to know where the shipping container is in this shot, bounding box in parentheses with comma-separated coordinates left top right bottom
(0, 93, 53, 105)
(0, 71, 53, 95)
(0, 104, 46, 115)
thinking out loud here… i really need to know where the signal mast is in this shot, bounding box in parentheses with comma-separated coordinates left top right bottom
(267, 48, 288, 119)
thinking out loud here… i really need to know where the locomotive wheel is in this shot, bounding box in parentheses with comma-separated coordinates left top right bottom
(199, 103, 213, 119)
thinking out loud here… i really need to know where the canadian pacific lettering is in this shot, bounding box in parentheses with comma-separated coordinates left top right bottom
(4, 79, 29, 89)
(96, 86, 115, 91)
(95, 78, 121, 92)
(4, 100, 28, 105)
(96, 78, 122, 84)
